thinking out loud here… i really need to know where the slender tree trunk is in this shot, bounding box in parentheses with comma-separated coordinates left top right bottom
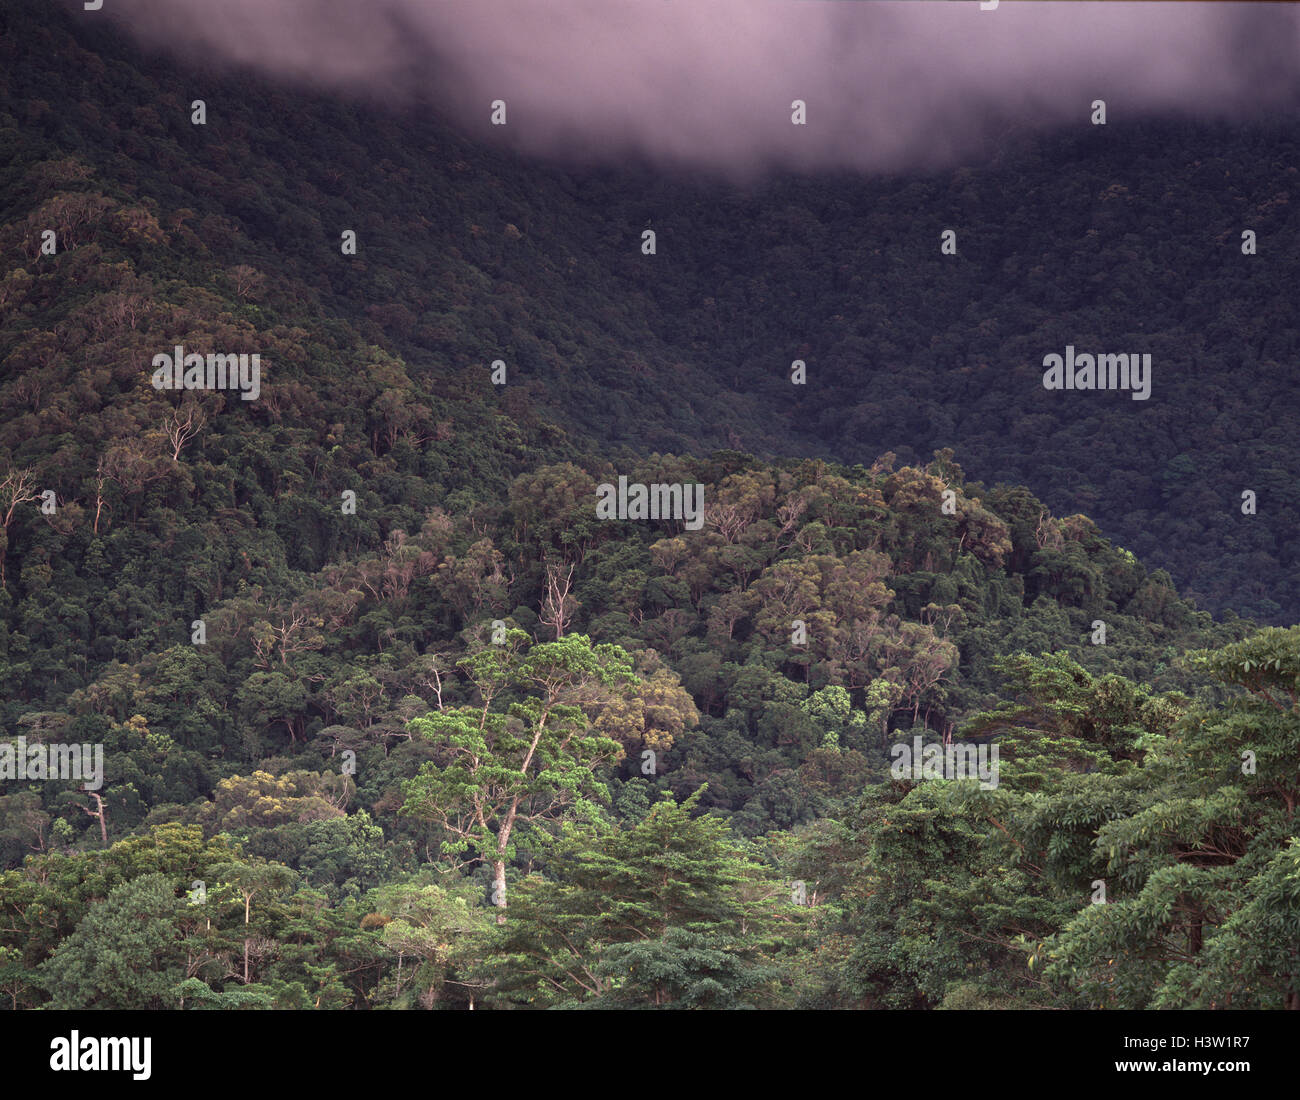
(93, 472, 108, 534)
(80, 793, 108, 845)
(493, 859, 507, 925)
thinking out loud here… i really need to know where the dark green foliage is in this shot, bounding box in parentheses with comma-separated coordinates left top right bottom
(0, 0, 1294, 1010)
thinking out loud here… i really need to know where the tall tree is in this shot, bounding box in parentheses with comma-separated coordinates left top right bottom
(401, 631, 633, 921)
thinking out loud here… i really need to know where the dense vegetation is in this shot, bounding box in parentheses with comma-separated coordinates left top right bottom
(0, 1, 1296, 1010)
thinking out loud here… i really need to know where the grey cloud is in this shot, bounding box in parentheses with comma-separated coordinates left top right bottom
(91, 0, 1300, 176)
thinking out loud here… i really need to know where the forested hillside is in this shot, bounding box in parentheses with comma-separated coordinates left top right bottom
(0, 0, 1297, 1011)
(5, 2, 1300, 622)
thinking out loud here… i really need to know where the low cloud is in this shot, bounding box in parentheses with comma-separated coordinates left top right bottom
(89, 0, 1300, 176)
